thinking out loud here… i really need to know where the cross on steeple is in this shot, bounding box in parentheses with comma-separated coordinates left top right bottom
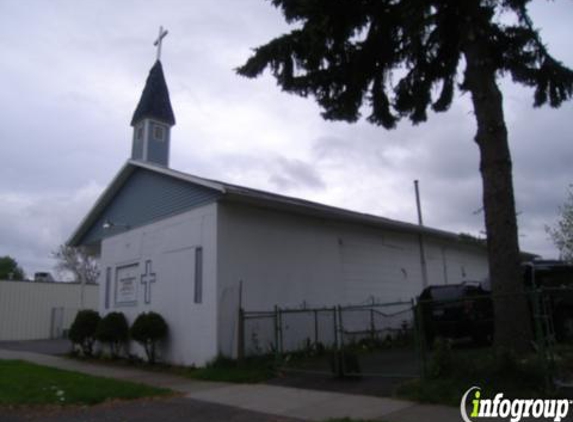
(154, 26, 169, 61)
(141, 260, 156, 304)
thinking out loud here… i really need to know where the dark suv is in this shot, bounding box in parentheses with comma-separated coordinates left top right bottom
(418, 283, 494, 345)
(418, 261, 573, 346)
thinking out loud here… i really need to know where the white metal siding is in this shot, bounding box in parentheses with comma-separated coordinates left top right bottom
(0, 281, 98, 341)
(216, 202, 489, 357)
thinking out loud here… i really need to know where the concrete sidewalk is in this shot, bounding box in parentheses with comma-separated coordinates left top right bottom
(0, 348, 460, 421)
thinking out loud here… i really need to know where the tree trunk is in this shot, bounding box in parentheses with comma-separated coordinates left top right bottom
(463, 24, 533, 354)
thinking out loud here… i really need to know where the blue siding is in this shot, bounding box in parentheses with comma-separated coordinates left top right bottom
(132, 133, 144, 160)
(79, 168, 221, 245)
(148, 121, 169, 166)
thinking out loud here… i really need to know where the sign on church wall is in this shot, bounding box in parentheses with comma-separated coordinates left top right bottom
(115, 263, 139, 305)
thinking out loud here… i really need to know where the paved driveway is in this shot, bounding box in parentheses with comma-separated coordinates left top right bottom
(0, 339, 71, 355)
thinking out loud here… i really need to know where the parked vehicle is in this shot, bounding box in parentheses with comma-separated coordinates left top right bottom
(417, 261, 573, 346)
(417, 282, 494, 345)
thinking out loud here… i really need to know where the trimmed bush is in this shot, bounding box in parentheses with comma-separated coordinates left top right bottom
(130, 312, 168, 364)
(69, 310, 101, 356)
(96, 312, 129, 358)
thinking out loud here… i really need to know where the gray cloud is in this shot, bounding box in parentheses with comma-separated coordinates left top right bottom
(269, 157, 326, 191)
(0, 182, 102, 277)
(0, 0, 571, 276)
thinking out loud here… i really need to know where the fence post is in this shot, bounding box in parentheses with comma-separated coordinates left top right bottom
(370, 308, 375, 341)
(278, 307, 284, 355)
(332, 307, 338, 349)
(330, 306, 340, 376)
(413, 298, 427, 378)
(274, 305, 281, 366)
(314, 309, 319, 346)
(337, 305, 345, 377)
(237, 307, 245, 362)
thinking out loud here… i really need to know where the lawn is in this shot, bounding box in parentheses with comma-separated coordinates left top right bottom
(0, 360, 171, 406)
(182, 356, 276, 383)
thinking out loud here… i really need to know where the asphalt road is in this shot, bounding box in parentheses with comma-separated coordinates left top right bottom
(1, 397, 304, 422)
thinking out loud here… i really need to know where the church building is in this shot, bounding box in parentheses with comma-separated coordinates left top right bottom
(69, 52, 489, 365)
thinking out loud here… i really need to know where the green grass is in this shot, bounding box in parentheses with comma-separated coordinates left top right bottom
(0, 360, 172, 406)
(183, 355, 276, 383)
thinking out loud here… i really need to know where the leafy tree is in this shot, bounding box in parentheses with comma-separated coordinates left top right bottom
(547, 188, 573, 262)
(130, 312, 168, 364)
(0, 256, 25, 280)
(69, 310, 101, 356)
(238, 0, 573, 353)
(95, 312, 129, 358)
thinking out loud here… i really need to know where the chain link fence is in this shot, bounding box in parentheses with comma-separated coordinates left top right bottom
(239, 285, 573, 386)
(240, 299, 422, 378)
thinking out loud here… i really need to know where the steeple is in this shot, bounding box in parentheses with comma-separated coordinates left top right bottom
(131, 59, 175, 167)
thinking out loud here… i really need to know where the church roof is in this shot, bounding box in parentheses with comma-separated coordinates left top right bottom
(67, 160, 497, 251)
(131, 60, 176, 126)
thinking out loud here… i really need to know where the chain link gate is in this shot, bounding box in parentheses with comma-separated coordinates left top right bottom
(240, 299, 424, 379)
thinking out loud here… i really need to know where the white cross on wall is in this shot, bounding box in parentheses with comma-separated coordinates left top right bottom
(141, 260, 156, 304)
(154, 26, 169, 61)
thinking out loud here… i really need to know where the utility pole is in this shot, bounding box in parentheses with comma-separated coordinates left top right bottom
(415, 180, 429, 288)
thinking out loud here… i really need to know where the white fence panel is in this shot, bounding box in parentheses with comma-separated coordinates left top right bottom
(0, 280, 98, 341)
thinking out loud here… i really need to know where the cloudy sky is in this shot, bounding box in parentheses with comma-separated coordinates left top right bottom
(0, 0, 572, 278)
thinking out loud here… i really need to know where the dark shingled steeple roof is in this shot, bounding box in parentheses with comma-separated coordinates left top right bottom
(131, 60, 176, 126)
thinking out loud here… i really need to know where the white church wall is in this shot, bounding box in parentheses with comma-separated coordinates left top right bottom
(99, 203, 218, 366)
(216, 202, 489, 357)
(216, 203, 346, 357)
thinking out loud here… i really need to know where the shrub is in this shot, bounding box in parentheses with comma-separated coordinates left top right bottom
(69, 310, 100, 356)
(130, 312, 168, 364)
(96, 312, 129, 358)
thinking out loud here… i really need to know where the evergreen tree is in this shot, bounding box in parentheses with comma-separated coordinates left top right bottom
(238, 0, 573, 353)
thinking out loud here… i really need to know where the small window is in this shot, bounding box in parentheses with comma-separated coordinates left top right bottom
(153, 125, 165, 141)
(194, 247, 203, 304)
(136, 125, 144, 141)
